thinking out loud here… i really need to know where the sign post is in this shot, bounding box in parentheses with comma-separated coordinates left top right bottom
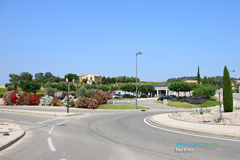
(66, 77, 69, 113)
(219, 91, 222, 120)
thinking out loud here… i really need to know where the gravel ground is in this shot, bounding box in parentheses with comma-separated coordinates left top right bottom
(170, 106, 240, 125)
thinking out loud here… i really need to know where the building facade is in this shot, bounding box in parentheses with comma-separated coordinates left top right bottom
(79, 73, 102, 83)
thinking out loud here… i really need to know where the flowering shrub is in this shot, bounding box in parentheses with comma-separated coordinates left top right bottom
(39, 95, 53, 106)
(75, 97, 98, 109)
(27, 94, 41, 105)
(16, 92, 28, 105)
(71, 93, 77, 99)
(52, 98, 62, 106)
(3, 90, 41, 106)
(61, 95, 75, 107)
(3, 90, 16, 105)
(90, 89, 112, 105)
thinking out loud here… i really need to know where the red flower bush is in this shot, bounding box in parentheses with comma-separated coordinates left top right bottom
(3, 91, 41, 106)
(26, 93, 41, 105)
(16, 92, 28, 105)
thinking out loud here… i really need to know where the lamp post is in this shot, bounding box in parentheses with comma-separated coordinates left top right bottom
(136, 51, 142, 109)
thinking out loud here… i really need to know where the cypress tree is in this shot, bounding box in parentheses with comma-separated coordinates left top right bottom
(197, 66, 200, 85)
(223, 66, 233, 112)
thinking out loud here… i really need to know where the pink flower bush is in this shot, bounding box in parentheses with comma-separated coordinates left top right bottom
(75, 97, 98, 109)
(52, 98, 62, 106)
(91, 89, 112, 105)
(3, 90, 15, 105)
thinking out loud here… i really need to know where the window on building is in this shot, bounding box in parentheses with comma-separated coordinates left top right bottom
(90, 77, 92, 80)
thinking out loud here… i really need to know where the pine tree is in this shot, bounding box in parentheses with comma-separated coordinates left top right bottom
(223, 66, 233, 112)
(197, 66, 201, 85)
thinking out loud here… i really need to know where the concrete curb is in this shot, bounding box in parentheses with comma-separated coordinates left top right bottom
(0, 109, 82, 117)
(0, 124, 25, 151)
(149, 114, 240, 139)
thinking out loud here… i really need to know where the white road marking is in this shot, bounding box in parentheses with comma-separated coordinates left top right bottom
(144, 116, 240, 143)
(20, 121, 34, 124)
(60, 159, 67, 160)
(49, 126, 55, 134)
(36, 118, 62, 124)
(49, 120, 70, 134)
(0, 118, 14, 121)
(48, 138, 56, 151)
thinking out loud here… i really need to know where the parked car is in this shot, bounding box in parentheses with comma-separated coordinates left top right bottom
(122, 94, 135, 98)
(110, 94, 123, 98)
(169, 95, 176, 98)
(157, 95, 174, 101)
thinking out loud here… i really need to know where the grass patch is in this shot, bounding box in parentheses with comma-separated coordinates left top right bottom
(157, 98, 220, 109)
(167, 101, 200, 109)
(199, 99, 220, 108)
(97, 104, 149, 110)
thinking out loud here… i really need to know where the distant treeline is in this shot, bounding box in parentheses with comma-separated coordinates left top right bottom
(166, 76, 240, 83)
(101, 76, 140, 84)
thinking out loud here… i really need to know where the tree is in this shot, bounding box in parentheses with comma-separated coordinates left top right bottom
(53, 76, 62, 83)
(168, 82, 185, 97)
(64, 73, 79, 83)
(223, 66, 233, 112)
(101, 76, 106, 84)
(82, 79, 87, 84)
(232, 80, 240, 93)
(9, 73, 20, 83)
(201, 76, 209, 85)
(20, 72, 33, 81)
(44, 72, 55, 82)
(197, 66, 200, 85)
(35, 73, 45, 82)
(19, 80, 41, 93)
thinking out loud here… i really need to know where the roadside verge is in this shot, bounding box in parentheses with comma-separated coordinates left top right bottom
(149, 113, 240, 139)
(0, 122, 25, 151)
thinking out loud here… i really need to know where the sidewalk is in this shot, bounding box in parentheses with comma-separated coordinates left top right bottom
(150, 113, 240, 138)
(0, 122, 25, 151)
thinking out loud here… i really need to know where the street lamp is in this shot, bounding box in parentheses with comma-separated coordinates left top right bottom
(136, 51, 142, 109)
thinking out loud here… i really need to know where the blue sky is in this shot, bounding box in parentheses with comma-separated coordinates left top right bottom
(0, 0, 239, 85)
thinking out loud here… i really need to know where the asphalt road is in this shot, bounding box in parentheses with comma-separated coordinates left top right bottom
(0, 98, 239, 160)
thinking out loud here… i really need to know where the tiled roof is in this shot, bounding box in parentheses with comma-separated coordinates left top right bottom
(151, 83, 169, 87)
(79, 74, 101, 77)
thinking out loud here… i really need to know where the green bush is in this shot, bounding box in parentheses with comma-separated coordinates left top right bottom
(7, 85, 14, 91)
(86, 89, 96, 98)
(19, 80, 41, 93)
(199, 99, 219, 108)
(193, 84, 216, 98)
(46, 87, 59, 97)
(140, 95, 148, 98)
(77, 87, 87, 97)
(170, 98, 178, 102)
(0, 88, 8, 98)
(176, 97, 184, 101)
(5, 83, 12, 88)
(36, 89, 46, 97)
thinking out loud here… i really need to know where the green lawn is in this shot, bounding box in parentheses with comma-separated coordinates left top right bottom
(97, 104, 150, 110)
(155, 99, 220, 109)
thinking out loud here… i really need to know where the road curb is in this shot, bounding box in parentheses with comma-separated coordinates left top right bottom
(0, 124, 26, 151)
(149, 115, 240, 139)
(0, 109, 82, 117)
